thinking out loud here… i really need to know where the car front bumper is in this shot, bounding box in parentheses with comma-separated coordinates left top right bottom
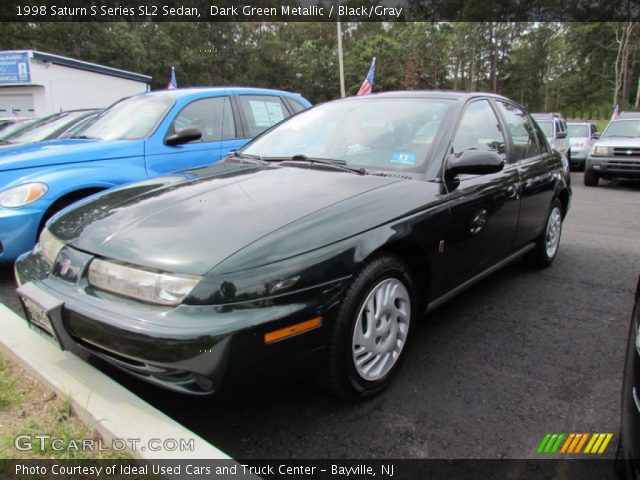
(587, 156, 640, 179)
(15, 248, 347, 395)
(0, 206, 42, 262)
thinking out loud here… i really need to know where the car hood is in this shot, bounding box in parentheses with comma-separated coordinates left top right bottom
(594, 137, 640, 147)
(49, 162, 404, 275)
(0, 139, 143, 172)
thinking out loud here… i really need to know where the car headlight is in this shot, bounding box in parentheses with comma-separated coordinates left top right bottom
(36, 228, 65, 265)
(0, 182, 48, 208)
(590, 145, 610, 156)
(88, 258, 201, 306)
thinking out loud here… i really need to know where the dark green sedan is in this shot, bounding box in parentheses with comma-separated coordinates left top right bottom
(14, 91, 571, 399)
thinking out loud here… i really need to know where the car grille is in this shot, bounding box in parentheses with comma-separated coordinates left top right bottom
(613, 147, 640, 158)
(604, 159, 640, 171)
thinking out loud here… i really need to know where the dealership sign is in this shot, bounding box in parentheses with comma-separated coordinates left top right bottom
(0, 51, 31, 84)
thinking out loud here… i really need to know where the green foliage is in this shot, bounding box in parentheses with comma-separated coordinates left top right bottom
(0, 21, 636, 112)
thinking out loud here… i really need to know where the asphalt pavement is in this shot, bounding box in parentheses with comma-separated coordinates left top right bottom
(1, 172, 638, 460)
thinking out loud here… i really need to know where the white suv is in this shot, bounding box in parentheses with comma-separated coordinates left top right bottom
(532, 113, 571, 163)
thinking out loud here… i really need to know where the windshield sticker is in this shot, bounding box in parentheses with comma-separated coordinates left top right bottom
(391, 152, 416, 165)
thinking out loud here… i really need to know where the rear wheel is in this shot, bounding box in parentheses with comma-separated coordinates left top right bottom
(523, 199, 563, 268)
(584, 169, 599, 186)
(321, 254, 415, 400)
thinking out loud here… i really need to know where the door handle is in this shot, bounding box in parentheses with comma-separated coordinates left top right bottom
(506, 185, 519, 199)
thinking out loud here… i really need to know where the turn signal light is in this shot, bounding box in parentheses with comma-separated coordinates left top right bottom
(264, 317, 322, 344)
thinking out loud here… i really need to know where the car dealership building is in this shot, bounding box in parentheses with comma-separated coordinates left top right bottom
(0, 50, 151, 119)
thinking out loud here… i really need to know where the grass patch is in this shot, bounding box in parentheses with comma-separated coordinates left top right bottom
(0, 351, 130, 459)
(594, 119, 610, 133)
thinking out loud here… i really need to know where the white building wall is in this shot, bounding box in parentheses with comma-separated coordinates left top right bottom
(28, 59, 148, 115)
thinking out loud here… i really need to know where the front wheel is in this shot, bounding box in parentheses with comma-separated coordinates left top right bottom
(321, 254, 416, 400)
(523, 200, 563, 268)
(584, 169, 599, 186)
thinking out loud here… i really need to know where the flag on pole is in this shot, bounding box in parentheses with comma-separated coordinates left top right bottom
(611, 104, 620, 121)
(357, 57, 376, 96)
(167, 66, 177, 90)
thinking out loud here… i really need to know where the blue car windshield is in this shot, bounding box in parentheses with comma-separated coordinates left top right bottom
(242, 98, 453, 171)
(78, 95, 174, 140)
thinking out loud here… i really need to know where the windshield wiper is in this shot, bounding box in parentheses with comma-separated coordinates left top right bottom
(268, 154, 366, 175)
(69, 135, 99, 140)
(228, 151, 269, 165)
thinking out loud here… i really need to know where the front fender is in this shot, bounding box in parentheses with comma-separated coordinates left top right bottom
(0, 160, 147, 216)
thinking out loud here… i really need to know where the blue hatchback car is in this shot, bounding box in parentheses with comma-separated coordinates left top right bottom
(0, 87, 311, 262)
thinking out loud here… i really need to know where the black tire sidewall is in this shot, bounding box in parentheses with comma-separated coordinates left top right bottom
(333, 255, 416, 398)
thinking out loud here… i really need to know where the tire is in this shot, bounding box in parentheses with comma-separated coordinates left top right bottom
(584, 168, 599, 186)
(523, 199, 563, 268)
(321, 254, 416, 400)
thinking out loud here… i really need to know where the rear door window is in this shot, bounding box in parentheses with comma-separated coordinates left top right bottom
(237, 95, 290, 137)
(496, 101, 543, 161)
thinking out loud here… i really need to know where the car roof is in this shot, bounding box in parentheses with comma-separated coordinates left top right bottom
(141, 87, 307, 100)
(347, 90, 514, 101)
(619, 111, 640, 119)
(531, 112, 565, 119)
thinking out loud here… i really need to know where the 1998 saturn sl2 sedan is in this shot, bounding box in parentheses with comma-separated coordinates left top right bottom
(15, 91, 571, 399)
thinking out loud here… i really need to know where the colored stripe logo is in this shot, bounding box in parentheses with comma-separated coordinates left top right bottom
(537, 433, 613, 454)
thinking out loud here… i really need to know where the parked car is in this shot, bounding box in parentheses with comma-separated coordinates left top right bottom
(0, 118, 40, 141)
(15, 91, 570, 399)
(584, 113, 640, 186)
(567, 120, 600, 171)
(0, 118, 34, 133)
(617, 275, 640, 478)
(0, 87, 311, 261)
(0, 109, 101, 149)
(532, 112, 571, 162)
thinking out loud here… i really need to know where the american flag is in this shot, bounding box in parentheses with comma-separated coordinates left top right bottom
(611, 104, 620, 121)
(357, 57, 376, 96)
(167, 66, 177, 90)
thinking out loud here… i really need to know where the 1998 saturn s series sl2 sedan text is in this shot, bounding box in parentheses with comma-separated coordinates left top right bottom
(15, 91, 571, 399)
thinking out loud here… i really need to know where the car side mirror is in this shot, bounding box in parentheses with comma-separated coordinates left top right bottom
(445, 150, 504, 179)
(556, 131, 567, 139)
(165, 126, 202, 146)
(591, 132, 600, 140)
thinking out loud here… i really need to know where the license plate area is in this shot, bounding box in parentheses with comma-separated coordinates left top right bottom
(17, 282, 64, 348)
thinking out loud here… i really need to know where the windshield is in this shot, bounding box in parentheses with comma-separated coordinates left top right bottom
(602, 120, 640, 138)
(59, 113, 99, 138)
(7, 111, 93, 143)
(79, 95, 174, 140)
(242, 98, 453, 171)
(536, 120, 553, 137)
(0, 119, 38, 141)
(568, 124, 589, 138)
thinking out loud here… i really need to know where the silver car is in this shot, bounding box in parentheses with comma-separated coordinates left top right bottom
(532, 113, 571, 164)
(567, 121, 600, 171)
(584, 114, 640, 186)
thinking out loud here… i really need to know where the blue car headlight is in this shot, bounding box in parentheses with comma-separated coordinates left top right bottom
(0, 182, 48, 208)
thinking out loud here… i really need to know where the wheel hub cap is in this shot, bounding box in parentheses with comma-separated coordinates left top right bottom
(352, 278, 411, 381)
(545, 206, 562, 258)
